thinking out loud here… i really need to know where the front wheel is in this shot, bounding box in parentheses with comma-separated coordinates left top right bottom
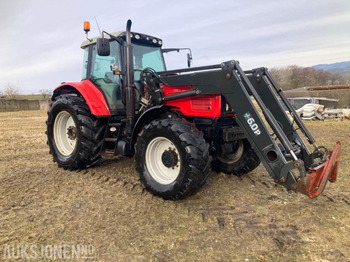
(135, 118, 211, 200)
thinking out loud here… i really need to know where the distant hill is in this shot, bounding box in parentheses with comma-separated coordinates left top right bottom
(312, 61, 350, 75)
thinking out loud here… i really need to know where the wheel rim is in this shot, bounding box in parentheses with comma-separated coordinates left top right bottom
(218, 140, 244, 164)
(145, 137, 181, 185)
(53, 111, 77, 156)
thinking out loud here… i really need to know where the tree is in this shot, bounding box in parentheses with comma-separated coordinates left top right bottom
(270, 66, 348, 90)
(343, 74, 350, 85)
(2, 83, 21, 98)
(39, 89, 52, 99)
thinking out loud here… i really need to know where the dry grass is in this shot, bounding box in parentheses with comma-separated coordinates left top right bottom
(0, 110, 349, 261)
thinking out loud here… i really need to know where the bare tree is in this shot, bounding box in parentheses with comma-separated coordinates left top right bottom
(3, 83, 21, 98)
(39, 89, 52, 99)
(343, 74, 350, 85)
(270, 66, 348, 90)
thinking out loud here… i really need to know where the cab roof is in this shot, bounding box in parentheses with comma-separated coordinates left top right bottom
(80, 31, 163, 49)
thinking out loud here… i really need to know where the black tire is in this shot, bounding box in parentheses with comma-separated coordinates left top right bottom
(212, 139, 260, 176)
(135, 118, 211, 200)
(46, 94, 107, 170)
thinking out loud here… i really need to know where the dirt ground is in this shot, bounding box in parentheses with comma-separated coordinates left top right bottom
(0, 110, 349, 261)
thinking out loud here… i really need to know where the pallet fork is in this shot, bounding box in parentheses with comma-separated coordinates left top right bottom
(155, 60, 341, 198)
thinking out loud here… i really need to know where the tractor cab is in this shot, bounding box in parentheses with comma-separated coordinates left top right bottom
(80, 29, 165, 112)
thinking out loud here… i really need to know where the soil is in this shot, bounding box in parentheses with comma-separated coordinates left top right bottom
(0, 110, 349, 261)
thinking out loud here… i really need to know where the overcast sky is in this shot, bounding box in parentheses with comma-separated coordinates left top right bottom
(1, 0, 350, 94)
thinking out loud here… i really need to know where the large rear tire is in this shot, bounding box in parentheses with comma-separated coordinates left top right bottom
(46, 94, 106, 170)
(135, 118, 211, 200)
(212, 139, 260, 176)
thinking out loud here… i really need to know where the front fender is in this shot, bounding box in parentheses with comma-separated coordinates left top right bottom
(131, 105, 178, 148)
(53, 79, 111, 116)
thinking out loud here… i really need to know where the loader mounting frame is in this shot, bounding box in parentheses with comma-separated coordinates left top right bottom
(149, 60, 341, 198)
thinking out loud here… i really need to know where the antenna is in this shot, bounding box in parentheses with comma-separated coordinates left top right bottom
(94, 16, 102, 36)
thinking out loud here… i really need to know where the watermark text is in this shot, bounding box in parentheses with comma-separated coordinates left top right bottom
(2, 244, 94, 260)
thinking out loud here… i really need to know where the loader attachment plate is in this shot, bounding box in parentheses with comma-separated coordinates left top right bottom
(292, 141, 341, 198)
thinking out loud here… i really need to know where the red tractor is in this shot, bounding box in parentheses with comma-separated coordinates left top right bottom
(46, 20, 341, 200)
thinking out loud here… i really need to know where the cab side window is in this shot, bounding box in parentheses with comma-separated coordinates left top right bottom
(90, 41, 124, 110)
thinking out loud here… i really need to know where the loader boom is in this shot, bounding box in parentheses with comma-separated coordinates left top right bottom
(149, 60, 340, 198)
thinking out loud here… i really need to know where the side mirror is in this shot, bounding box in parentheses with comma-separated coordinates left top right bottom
(187, 53, 192, 68)
(162, 48, 193, 68)
(97, 38, 110, 56)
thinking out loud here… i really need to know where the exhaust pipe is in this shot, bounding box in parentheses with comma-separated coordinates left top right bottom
(125, 19, 135, 137)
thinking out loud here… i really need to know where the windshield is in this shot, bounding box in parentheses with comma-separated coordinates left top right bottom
(133, 44, 165, 72)
(88, 41, 165, 81)
(86, 40, 165, 111)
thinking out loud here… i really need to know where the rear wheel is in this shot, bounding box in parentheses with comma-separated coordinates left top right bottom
(46, 94, 107, 170)
(135, 118, 211, 200)
(212, 139, 260, 176)
(53, 111, 77, 156)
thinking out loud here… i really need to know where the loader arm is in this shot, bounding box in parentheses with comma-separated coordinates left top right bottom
(154, 60, 340, 198)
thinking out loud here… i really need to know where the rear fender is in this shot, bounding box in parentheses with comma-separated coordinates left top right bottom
(53, 79, 111, 116)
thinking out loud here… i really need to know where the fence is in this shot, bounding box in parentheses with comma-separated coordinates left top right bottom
(0, 99, 50, 112)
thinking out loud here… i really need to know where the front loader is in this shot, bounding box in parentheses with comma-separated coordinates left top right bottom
(46, 20, 340, 200)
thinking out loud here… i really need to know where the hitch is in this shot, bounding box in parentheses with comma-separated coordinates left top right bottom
(291, 141, 341, 198)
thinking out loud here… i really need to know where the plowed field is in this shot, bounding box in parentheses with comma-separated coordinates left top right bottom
(1, 110, 349, 261)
